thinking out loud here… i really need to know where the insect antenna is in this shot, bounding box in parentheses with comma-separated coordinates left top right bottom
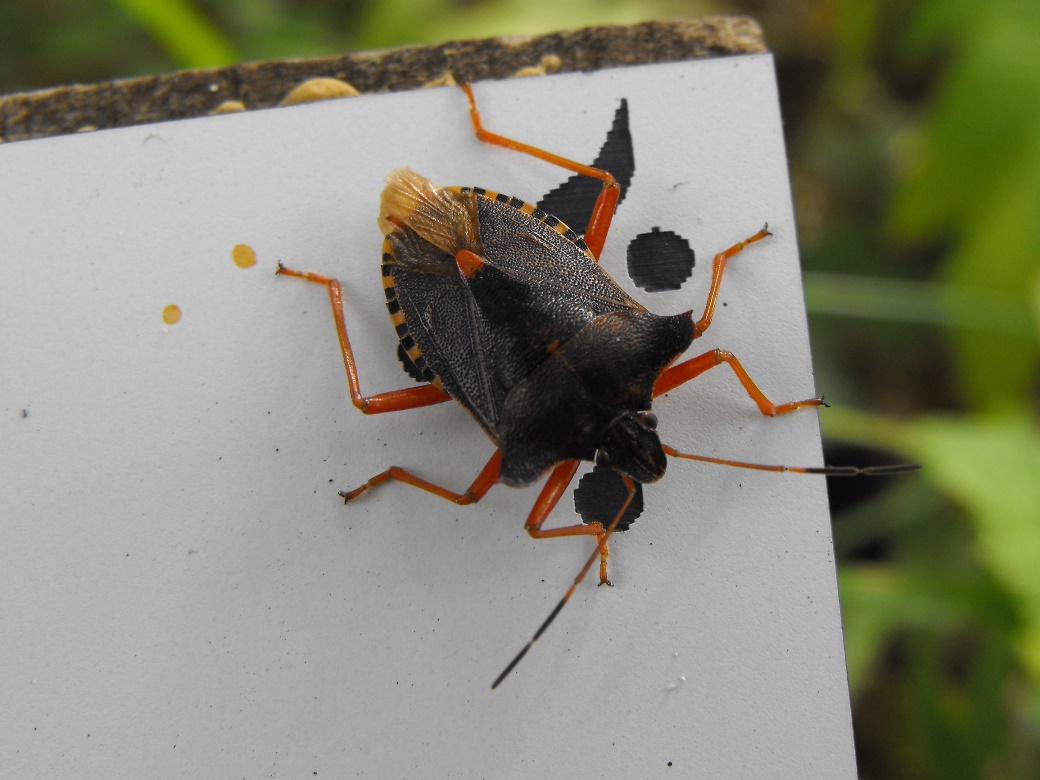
(491, 474, 637, 690)
(661, 445, 921, 476)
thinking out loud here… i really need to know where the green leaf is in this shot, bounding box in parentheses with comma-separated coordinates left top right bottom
(803, 272, 1035, 337)
(108, 0, 237, 68)
(908, 410, 1040, 681)
(840, 565, 965, 692)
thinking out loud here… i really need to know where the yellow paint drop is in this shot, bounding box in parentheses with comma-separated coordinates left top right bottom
(280, 78, 360, 105)
(162, 304, 182, 325)
(232, 243, 257, 269)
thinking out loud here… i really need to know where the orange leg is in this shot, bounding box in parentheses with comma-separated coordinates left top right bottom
(694, 225, 772, 337)
(491, 467, 637, 689)
(522, 460, 621, 585)
(461, 83, 620, 259)
(277, 262, 451, 414)
(650, 226, 821, 414)
(340, 450, 502, 504)
(654, 348, 824, 416)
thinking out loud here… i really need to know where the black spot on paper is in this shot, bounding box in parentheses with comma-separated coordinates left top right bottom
(626, 227, 696, 292)
(573, 465, 643, 532)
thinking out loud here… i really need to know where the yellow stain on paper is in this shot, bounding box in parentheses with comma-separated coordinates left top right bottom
(162, 304, 182, 325)
(232, 243, 257, 268)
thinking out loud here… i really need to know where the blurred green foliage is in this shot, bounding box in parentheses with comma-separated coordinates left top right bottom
(893, 0, 1040, 409)
(3, 1, 1038, 776)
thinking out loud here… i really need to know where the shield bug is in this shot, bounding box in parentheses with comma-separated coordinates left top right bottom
(277, 83, 918, 689)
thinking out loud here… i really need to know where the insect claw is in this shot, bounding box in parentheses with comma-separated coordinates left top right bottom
(338, 486, 367, 503)
(817, 394, 830, 408)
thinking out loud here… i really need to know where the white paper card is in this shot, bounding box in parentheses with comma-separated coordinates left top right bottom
(0, 54, 856, 777)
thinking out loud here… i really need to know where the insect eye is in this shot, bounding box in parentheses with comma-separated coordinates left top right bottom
(595, 448, 611, 467)
(642, 412, 658, 430)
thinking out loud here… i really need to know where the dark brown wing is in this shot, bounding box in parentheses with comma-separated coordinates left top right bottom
(380, 171, 641, 441)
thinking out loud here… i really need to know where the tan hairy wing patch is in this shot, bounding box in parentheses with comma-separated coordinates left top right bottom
(378, 168, 483, 256)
